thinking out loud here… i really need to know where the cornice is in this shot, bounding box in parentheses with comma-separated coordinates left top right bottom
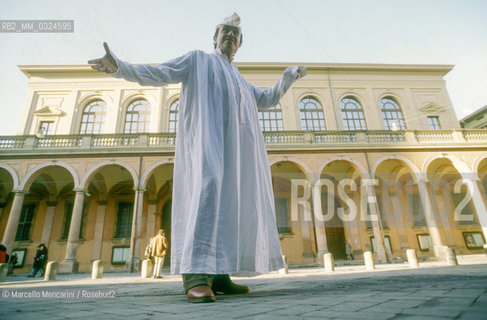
(18, 62, 454, 79)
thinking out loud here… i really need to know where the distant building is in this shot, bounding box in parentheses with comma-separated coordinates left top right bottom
(461, 105, 487, 129)
(1, 62, 486, 274)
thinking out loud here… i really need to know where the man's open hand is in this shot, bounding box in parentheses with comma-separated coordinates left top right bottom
(88, 42, 118, 73)
(297, 66, 307, 79)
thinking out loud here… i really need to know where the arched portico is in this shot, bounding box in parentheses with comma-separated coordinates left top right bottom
(424, 155, 487, 254)
(144, 161, 174, 267)
(318, 158, 370, 261)
(2, 162, 77, 261)
(81, 160, 138, 190)
(271, 160, 316, 264)
(76, 160, 139, 273)
(372, 157, 427, 258)
(20, 160, 80, 191)
(0, 163, 20, 188)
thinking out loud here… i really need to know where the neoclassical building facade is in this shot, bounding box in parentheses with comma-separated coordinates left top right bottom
(1, 62, 486, 273)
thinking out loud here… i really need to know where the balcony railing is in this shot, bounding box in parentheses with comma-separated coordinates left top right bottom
(0, 130, 485, 154)
(92, 135, 140, 148)
(36, 136, 83, 149)
(463, 129, 487, 142)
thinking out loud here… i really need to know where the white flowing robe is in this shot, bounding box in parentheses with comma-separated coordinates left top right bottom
(109, 49, 300, 275)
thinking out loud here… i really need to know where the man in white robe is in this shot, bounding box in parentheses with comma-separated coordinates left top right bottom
(89, 13, 306, 303)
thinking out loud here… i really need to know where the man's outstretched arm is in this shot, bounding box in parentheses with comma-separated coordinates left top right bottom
(88, 42, 194, 87)
(251, 66, 307, 110)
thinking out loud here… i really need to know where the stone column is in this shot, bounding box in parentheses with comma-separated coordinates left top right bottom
(433, 182, 455, 246)
(300, 208, 315, 263)
(2, 191, 26, 254)
(40, 201, 57, 245)
(291, 179, 314, 262)
(59, 189, 85, 273)
(146, 200, 157, 246)
(312, 181, 329, 255)
(464, 178, 487, 241)
(348, 190, 363, 255)
(361, 180, 388, 263)
(388, 180, 410, 252)
(91, 200, 107, 261)
(417, 178, 445, 257)
(127, 188, 144, 272)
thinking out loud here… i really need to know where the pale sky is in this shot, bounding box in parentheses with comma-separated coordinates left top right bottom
(1, 0, 486, 135)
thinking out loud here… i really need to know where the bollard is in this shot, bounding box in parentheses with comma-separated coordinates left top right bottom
(444, 247, 458, 266)
(278, 255, 288, 274)
(364, 251, 375, 271)
(141, 259, 153, 279)
(323, 253, 334, 272)
(44, 261, 58, 281)
(91, 260, 104, 279)
(0, 263, 8, 282)
(406, 249, 419, 268)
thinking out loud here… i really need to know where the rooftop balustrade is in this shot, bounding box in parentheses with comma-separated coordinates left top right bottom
(0, 129, 486, 156)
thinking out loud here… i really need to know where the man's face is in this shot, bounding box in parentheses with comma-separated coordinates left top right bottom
(214, 25, 241, 56)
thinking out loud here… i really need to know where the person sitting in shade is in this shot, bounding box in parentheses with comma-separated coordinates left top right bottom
(150, 230, 168, 279)
(88, 12, 306, 303)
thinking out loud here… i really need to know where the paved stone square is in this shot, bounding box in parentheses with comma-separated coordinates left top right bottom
(1, 262, 486, 319)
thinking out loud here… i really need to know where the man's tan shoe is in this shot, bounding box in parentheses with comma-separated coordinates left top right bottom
(187, 285, 216, 303)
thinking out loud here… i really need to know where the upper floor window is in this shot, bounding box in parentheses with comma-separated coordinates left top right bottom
(275, 198, 291, 233)
(380, 97, 406, 130)
(124, 99, 151, 133)
(427, 116, 441, 130)
(115, 202, 133, 238)
(340, 97, 367, 130)
(80, 100, 106, 134)
(169, 99, 179, 133)
(299, 96, 326, 131)
(259, 104, 283, 132)
(39, 121, 54, 136)
(15, 203, 36, 241)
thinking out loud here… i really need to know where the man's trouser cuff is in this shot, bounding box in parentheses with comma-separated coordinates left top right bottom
(182, 274, 215, 293)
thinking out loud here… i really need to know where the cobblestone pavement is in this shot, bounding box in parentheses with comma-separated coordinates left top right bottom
(1, 262, 486, 319)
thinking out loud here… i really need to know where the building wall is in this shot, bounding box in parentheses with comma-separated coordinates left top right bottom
(461, 105, 487, 129)
(1, 62, 486, 273)
(1, 148, 486, 273)
(17, 63, 459, 136)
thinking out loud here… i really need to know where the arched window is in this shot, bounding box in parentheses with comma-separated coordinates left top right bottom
(124, 99, 151, 133)
(259, 104, 283, 132)
(299, 96, 325, 131)
(80, 100, 106, 134)
(168, 99, 179, 133)
(340, 97, 367, 130)
(380, 97, 406, 130)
